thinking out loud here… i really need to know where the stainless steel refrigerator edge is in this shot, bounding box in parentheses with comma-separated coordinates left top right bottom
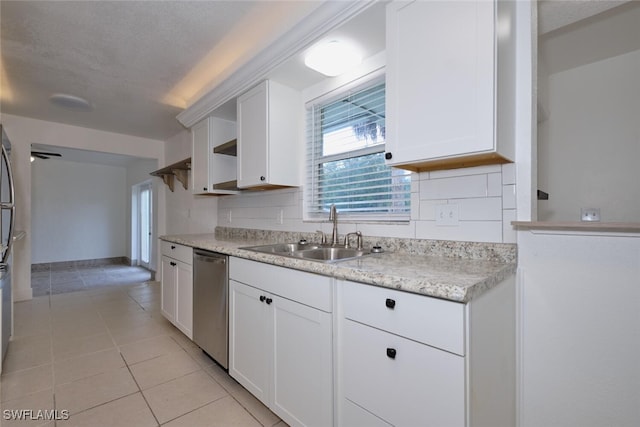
(192, 249, 229, 369)
(0, 125, 16, 367)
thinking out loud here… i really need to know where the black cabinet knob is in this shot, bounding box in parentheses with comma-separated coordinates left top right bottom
(385, 152, 393, 160)
(265, 297, 273, 305)
(386, 348, 397, 359)
(170, 261, 176, 267)
(171, 245, 176, 249)
(385, 298, 396, 309)
(259, 295, 266, 302)
(203, 187, 208, 191)
(260, 176, 266, 181)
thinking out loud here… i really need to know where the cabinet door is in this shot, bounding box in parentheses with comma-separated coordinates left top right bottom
(342, 320, 465, 427)
(160, 255, 176, 323)
(237, 81, 269, 188)
(174, 260, 193, 339)
(271, 296, 333, 427)
(191, 118, 212, 193)
(229, 279, 271, 405)
(385, 0, 495, 165)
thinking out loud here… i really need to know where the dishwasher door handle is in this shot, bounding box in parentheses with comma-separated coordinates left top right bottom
(194, 255, 226, 264)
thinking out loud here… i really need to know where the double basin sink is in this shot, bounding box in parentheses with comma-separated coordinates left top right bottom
(241, 242, 372, 263)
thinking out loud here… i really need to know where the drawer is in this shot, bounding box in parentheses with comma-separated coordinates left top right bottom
(341, 399, 392, 427)
(230, 257, 332, 312)
(342, 280, 465, 355)
(342, 319, 465, 427)
(161, 241, 193, 265)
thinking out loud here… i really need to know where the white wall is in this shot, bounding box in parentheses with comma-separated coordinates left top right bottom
(518, 230, 640, 427)
(31, 159, 127, 263)
(538, 49, 640, 222)
(164, 129, 219, 235)
(1, 114, 164, 301)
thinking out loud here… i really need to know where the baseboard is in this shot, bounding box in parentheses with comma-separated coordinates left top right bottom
(31, 256, 129, 272)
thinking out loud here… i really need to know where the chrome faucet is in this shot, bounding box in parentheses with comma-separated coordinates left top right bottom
(329, 204, 338, 246)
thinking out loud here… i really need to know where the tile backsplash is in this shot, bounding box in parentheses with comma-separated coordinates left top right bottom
(218, 164, 517, 244)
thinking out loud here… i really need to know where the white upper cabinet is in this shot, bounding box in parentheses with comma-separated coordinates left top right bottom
(237, 80, 301, 189)
(191, 116, 238, 195)
(385, 0, 516, 171)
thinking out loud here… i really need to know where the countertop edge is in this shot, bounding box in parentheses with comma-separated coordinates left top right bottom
(512, 221, 640, 233)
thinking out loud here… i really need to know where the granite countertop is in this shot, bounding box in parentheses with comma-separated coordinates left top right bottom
(161, 232, 516, 303)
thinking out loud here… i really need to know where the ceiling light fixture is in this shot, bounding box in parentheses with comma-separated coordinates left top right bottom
(304, 40, 363, 77)
(49, 93, 93, 112)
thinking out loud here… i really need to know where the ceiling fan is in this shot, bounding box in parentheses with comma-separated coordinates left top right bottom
(30, 150, 62, 160)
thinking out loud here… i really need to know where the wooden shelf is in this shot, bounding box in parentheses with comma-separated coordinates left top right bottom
(213, 180, 240, 191)
(213, 139, 237, 156)
(150, 158, 191, 192)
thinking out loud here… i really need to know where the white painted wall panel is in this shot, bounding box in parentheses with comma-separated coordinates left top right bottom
(519, 230, 640, 427)
(538, 49, 640, 222)
(31, 159, 127, 263)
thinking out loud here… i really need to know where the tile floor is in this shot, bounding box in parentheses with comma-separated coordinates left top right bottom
(30, 263, 153, 297)
(1, 269, 286, 427)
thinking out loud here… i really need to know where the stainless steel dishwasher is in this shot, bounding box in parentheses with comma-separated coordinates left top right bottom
(193, 249, 228, 369)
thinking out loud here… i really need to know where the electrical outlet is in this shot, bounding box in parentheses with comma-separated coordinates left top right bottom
(277, 209, 284, 225)
(227, 210, 232, 223)
(436, 204, 459, 226)
(581, 208, 600, 222)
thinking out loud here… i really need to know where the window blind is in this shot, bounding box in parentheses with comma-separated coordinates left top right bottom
(305, 81, 411, 220)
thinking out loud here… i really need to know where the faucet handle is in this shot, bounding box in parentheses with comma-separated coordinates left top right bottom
(344, 231, 363, 250)
(316, 230, 326, 245)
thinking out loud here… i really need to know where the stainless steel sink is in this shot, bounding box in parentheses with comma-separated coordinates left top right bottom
(241, 242, 372, 263)
(292, 247, 370, 262)
(242, 242, 320, 255)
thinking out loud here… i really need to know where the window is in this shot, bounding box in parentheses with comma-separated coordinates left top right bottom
(306, 80, 411, 220)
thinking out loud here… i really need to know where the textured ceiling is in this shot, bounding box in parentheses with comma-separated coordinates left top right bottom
(0, 0, 320, 141)
(538, 0, 631, 34)
(539, 1, 640, 75)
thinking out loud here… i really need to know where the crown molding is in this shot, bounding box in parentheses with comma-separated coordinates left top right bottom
(176, 0, 379, 128)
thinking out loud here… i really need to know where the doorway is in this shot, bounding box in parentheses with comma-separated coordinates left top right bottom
(133, 180, 153, 269)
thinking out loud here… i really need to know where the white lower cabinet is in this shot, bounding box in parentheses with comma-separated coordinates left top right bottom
(342, 319, 464, 427)
(229, 257, 333, 427)
(228, 258, 515, 427)
(337, 278, 516, 427)
(160, 241, 193, 339)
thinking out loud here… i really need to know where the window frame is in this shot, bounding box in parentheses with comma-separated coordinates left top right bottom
(304, 75, 411, 222)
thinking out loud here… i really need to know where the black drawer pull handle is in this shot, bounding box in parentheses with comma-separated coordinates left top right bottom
(386, 348, 397, 359)
(385, 298, 396, 309)
(265, 297, 273, 305)
(170, 261, 176, 267)
(259, 295, 266, 302)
